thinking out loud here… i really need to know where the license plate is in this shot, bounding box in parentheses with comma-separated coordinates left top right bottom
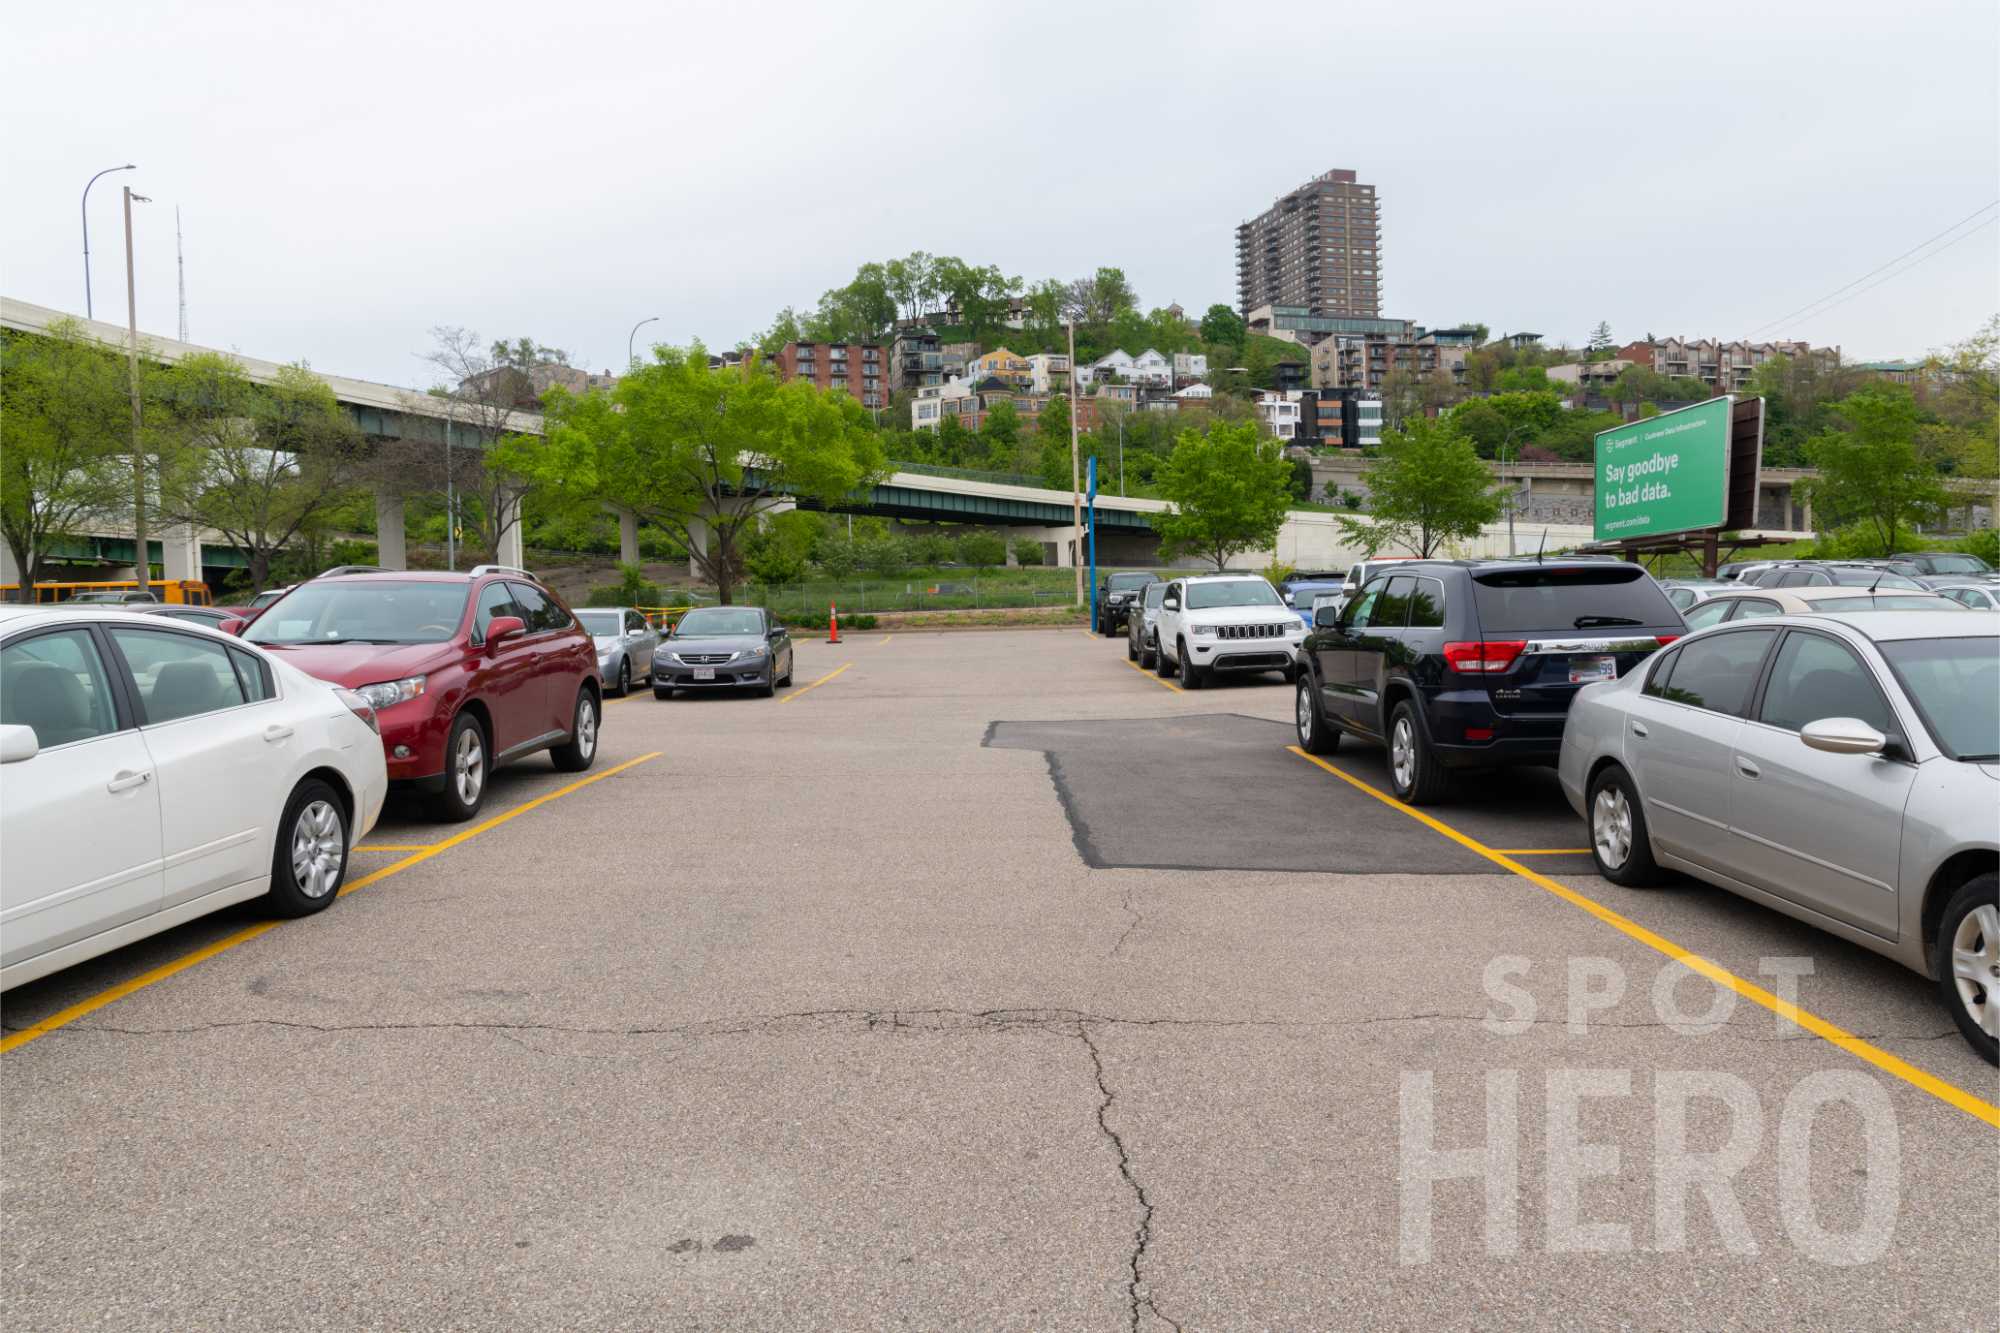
(1569, 655, 1617, 684)
(693, 668, 716, 681)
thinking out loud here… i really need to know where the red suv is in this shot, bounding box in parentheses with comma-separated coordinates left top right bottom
(238, 566, 601, 820)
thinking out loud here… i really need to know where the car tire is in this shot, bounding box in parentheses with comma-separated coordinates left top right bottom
(1178, 640, 1204, 690)
(1126, 634, 1138, 662)
(780, 655, 794, 687)
(1386, 700, 1450, 805)
(1155, 638, 1175, 677)
(613, 658, 630, 698)
(758, 671, 776, 698)
(1139, 639, 1155, 669)
(428, 712, 489, 823)
(1586, 764, 1669, 887)
(264, 778, 348, 917)
(1295, 676, 1340, 755)
(653, 686, 675, 700)
(1934, 874, 2000, 1066)
(550, 687, 600, 772)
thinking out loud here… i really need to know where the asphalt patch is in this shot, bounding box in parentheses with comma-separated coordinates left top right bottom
(985, 714, 1592, 875)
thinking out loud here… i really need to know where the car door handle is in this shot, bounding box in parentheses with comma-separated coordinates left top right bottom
(1735, 757, 1760, 778)
(1630, 721, 1649, 738)
(107, 769, 152, 793)
(263, 724, 295, 743)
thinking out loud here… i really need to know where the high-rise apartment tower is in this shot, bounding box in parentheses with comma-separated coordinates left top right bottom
(1235, 169, 1381, 319)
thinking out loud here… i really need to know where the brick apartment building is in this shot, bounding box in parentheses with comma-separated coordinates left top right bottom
(1618, 337, 1838, 393)
(772, 340, 887, 409)
(1235, 168, 1383, 320)
(1309, 327, 1477, 393)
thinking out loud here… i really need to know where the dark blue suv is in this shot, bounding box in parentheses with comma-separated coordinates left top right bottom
(1293, 558, 1685, 803)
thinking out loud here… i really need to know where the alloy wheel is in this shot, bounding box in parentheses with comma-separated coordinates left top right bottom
(455, 726, 485, 806)
(1950, 903, 2000, 1039)
(575, 695, 598, 760)
(289, 799, 345, 899)
(1296, 683, 1314, 743)
(1592, 785, 1633, 869)
(1391, 716, 1415, 792)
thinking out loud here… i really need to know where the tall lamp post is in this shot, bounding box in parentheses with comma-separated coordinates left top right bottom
(1499, 423, 1532, 556)
(1068, 320, 1083, 607)
(82, 163, 137, 319)
(627, 316, 660, 369)
(123, 185, 152, 594)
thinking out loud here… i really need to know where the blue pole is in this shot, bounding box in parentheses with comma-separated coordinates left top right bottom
(1086, 455, 1098, 630)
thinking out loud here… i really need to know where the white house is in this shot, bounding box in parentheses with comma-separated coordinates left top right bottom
(1128, 348, 1173, 386)
(1173, 382, 1213, 402)
(1173, 352, 1208, 379)
(1256, 391, 1301, 440)
(1025, 352, 1071, 395)
(1356, 396, 1383, 448)
(1077, 348, 1133, 388)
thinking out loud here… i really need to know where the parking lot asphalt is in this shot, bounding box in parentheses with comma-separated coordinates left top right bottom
(3, 627, 1995, 1330)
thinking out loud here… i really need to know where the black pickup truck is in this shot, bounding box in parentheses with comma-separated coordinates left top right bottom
(1094, 571, 1159, 635)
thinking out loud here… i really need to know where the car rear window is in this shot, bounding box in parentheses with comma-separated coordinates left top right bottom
(1469, 565, 1680, 634)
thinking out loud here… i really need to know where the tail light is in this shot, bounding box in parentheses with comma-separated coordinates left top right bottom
(1654, 634, 1681, 647)
(335, 687, 380, 734)
(1442, 640, 1527, 674)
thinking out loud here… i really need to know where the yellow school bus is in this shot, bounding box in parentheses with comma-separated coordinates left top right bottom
(0, 579, 213, 606)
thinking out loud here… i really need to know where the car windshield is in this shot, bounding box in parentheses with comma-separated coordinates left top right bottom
(1921, 554, 1990, 574)
(676, 608, 763, 637)
(1108, 573, 1153, 590)
(243, 581, 470, 645)
(1186, 580, 1283, 609)
(1879, 636, 2000, 760)
(1829, 568, 1923, 589)
(1815, 595, 1961, 612)
(1470, 565, 1678, 633)
(577, 611, 624, 636)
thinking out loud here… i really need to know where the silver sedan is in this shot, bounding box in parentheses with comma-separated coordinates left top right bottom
(576, 607, 659, 697)
(1558, 611, 2000, 1064)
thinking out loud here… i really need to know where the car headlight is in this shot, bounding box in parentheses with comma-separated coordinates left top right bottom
(355, 675, 426, 710)
(1191, 624, 1217, 637)
(738, 645, 769, 661)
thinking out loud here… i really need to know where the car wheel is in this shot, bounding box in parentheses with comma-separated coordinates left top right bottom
(428, 712, 489, 822)
(265, 779, 347, 917)
(1935, 874, 2000, 1066)
(1178, 640, 1204, 690)
(1155, 637, 1175, 677)
(653, 686, 675, 700)
(551, 687, 599, 772)
(1295, 676, 1339, 755)
(780, 653, 794, 687)
(758, 670, 777, 698)
(1140, 639, 1155, 669)
(614, 658, 630, 698)
(1386, 700, 1450, 805)
(1586, 764, 1668, 886)
(1126, 633, 1138, 662)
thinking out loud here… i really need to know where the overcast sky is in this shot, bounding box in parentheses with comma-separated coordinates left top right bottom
(5, 1, 1995, 386)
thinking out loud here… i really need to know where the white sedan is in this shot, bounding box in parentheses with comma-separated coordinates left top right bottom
(0, 606, 388, 990)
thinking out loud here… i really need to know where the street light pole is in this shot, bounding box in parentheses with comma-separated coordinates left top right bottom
(627, 316, 660, 369)
(1500, 424, 1529, 557)
(1068, 320, 1082, 606)
(123, 185, 151, 595)
(82, 163, 136, 320)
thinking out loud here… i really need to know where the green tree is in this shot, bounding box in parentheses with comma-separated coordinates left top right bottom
(742, 510, 823, 587)
(1152, 420, 1294, 570)
(1011, 536, 1047, 566)
(152, 355, 366, 595)
(1199, 304, 1247, 351)
(1338, 416, 1503, 558)
(516, 346, 886, 604)
(1494, 364, 1550, 393)
(1800, 386, 1950, 556)
(958, 531, 1007, 567)
(1288, 455, 1314, 501)
(980, 400, 1024, 470)
(1586, 321, 1614, 355)
(0, 321, 133, 600)
(757, 307, 806, 357)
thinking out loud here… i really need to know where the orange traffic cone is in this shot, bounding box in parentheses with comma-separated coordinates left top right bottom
(826, 602, 841, 644)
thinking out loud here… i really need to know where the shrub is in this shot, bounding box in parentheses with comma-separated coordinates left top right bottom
(959, 532, 1008, 567)
(1011, 537, 1047, 566)
(1956, 528, 1999, 566)
(585, 561, 661, 607)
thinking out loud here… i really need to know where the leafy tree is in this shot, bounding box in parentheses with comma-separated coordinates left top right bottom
(1918, 318, 1999, 489)
(1451, 399, 1507, 456)
(515, 346, 886, 604)
(1338, 415, 1503, 559)
(1200, 303, 1247, 350)
(152, 355, 367, 595)
(958, 531, 1007, 567)
(1800, 386, 1950, 556)
(909, 532, 955, 567)
(1066, 267, 1138, 327)
(1152, 420, 1294, 570)
(1494, 364, 1550, 393)
(757, 308, 806, 357)
(1011, 537, 1047, 566)
(491, 336, 571, 370)
(1288, 455, 1314, 501)
(0, 321, 133, 600)
(742, 510, 823, 586)
(934, 414, 977, 466)
(1586, 321, 1614, 355)
(980, 400, 1024, 470)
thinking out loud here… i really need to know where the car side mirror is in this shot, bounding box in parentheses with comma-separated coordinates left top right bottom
(0, 724, 39, 764)
(769, 626, 785, 638)
(1313, 605, 1342, 629)
(218, 617, 248, 636)
(1163, 597, 1180, 611)
(1799, 717, 1888, 756)
(485, 615, 525, 651)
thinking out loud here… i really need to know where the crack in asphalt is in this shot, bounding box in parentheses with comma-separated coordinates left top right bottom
(1111, 885, 1145, 958)
(1079, 1023, 1178, 1333)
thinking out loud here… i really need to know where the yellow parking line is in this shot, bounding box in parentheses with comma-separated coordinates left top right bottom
(0, 752, 662, 1055)
(1286, 746, 2000, 1131)
(877, 635, 894, 647)
(780, 662, 851, 703)
(1491, 848, 1592, 855)
(352, 844, 432, 852)
(1122, 657, 1183, 694)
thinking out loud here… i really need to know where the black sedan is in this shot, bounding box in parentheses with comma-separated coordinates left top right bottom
(652, 606, 795, 699)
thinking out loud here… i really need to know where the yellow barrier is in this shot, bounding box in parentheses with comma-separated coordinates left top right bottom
(635, 605, 693, 632)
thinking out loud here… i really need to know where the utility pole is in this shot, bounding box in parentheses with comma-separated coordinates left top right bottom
(81, 163, 136, 320)
(1068, 320, 1082, 606)
(123, 185, 151, 595)
(175, 206, 188, 343)
(444, 415, 456, 572)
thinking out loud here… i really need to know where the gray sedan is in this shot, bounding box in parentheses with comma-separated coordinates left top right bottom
(577, 607, 658, 697)
(1558, 611, 2000, 1063)
(652, 605, 794, 699)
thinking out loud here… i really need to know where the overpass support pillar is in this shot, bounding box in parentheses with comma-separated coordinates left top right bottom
(375, 490, 408, 570)
(613, 506, 641, 567)
(686, 515, 709, 581)
(161, 525, 202, 583)
(496, 489, 526, 570)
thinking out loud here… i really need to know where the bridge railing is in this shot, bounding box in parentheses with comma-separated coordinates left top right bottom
(888, 461, 1046, 489)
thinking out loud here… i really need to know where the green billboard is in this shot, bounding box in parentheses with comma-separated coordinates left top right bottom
(1593, 397, 1733, 542)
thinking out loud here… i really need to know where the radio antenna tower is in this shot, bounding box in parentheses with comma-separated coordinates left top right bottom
(175, 206, 188, 343)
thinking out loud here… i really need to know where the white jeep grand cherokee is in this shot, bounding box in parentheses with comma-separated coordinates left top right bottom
(1153, 574, 1308, 689)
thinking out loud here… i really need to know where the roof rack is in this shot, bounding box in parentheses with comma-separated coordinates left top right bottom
(469, 564, 537, 581)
